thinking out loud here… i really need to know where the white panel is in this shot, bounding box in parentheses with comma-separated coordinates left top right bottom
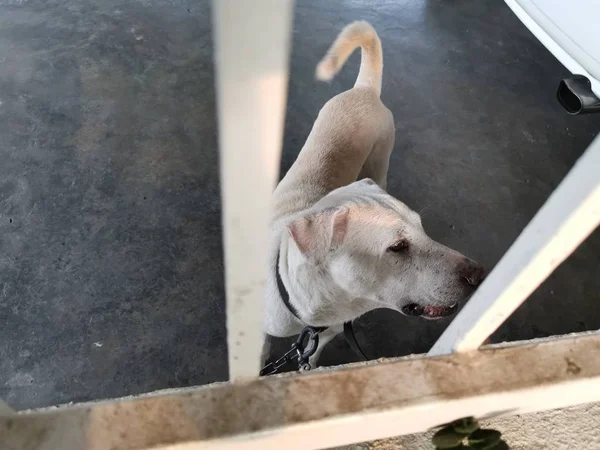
(505, 0, 600, 95)
(429, 135, 600, 356)
(213, 0, 294, 379)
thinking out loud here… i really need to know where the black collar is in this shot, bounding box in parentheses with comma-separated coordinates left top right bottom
(275, 249, 368, 361)
(275, 249, 328, 332)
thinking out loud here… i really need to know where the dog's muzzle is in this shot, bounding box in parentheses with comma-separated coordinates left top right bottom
(401, 302, 458, 319)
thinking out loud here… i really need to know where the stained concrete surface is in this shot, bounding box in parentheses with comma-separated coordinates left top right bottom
(0, 0, 598, 410)
(334, 402, 600, 450)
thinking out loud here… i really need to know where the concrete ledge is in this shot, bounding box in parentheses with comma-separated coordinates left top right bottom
(2, 333, 600, 450)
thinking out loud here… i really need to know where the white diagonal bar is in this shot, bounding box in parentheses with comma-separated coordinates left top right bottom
(213, 0, 294, 379)
(429, 134, 600, 356)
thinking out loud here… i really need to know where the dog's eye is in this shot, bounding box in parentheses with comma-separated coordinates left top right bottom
(388, 240, 409, 252)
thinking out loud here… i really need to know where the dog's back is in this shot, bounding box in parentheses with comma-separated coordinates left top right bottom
(272, 21, 392, 220)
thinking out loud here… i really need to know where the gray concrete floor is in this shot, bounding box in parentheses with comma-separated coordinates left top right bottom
(0, 0, 598, 410)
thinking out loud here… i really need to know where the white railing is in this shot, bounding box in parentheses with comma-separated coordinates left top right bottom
(1, 0, 599, 448)
(213, 0, 294, 379)
(3, 333, 600, 450)
(429, 135, 600, 355)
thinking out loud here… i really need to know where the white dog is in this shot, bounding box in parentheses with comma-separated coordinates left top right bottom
(263, 21, 484, 368)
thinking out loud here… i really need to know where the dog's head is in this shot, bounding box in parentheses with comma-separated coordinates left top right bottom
(286, 179, 484, 319)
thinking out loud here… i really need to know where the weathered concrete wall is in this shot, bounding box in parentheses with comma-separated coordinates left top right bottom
(337, 402, 600, 450)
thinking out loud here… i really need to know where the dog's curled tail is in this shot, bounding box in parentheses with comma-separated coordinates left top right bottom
(316, 21, 383, 96)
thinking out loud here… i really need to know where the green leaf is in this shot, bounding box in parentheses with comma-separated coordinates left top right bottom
(451, 417, 480, 435)
(491, 440, 510, 450)
(468, 429, 502, 449)
(432, 425, 466, 448)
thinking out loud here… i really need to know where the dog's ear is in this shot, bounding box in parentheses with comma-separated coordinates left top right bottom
(287, 207, 349, 257)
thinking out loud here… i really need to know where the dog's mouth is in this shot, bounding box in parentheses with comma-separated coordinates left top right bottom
(401, 302, 458, 319)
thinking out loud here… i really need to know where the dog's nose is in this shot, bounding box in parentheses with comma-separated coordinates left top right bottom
(458, 258, 485, 286)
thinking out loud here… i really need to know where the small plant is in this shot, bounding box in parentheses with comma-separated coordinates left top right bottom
(431, 417, 508, 449)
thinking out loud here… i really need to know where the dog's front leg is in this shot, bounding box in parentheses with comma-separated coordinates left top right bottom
(309, 324, 343, 369)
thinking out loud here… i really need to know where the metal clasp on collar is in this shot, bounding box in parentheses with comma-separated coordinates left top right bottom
(260, 326, 321, 376)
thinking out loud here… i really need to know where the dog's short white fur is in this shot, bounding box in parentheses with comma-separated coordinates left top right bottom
(263, 21, 483, 367)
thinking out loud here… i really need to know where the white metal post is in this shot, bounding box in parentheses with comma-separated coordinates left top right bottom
(213, 0, 294, 379)
(429, 134, 600, 356)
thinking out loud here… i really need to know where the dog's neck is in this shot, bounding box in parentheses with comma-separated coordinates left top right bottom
(278, 234, 376, 327)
